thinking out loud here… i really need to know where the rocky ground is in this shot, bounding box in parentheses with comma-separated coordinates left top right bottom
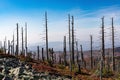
(0, 55, 71, 80)
(0, 54, 116, 80)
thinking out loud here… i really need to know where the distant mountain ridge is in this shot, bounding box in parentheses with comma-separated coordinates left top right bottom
(28, 41, 120, 54)
(115, 47, 120, 52)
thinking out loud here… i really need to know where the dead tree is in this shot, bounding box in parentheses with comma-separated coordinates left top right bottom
(11, 41, 13, 55)
(37, 46, 40, 60)
(51, 48, 54, 62)
(100, 51, 103, 80)
(59, 54, 62, 64)
(45, 12, 49, 61)
(54, 53, 56, 63)
(16, 23, 19, 56)
(71, 16, 75, 64)
(101, 17, 105, 63)
(76, 41, 81, 73)
(25, 22, 28, 56)
(80, 45, 83, 63)
(90, 35, 93, 69)
(33, 52, 36, 60)
(13, 33, 14, 55)
(63, 36, 67, 66)
(48, 48, 54, 63)
(8, 40, 10, 54)
(107, 50, 110, 72)
(68, 14, 72, 71)
(112, 17, 115, 71)
(0, 41, 1, 49)
(100, 17, 105, 79)
(80, 45, 84, 67)
(21, 27, 24, 55)
(42, 48, 44, 61)
(76, 41, 79, 64)
(4, 37, 6, 54)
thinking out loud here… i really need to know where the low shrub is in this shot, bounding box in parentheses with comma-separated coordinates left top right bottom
(102, 68, 113, 78)
(58, 64, 65, 69)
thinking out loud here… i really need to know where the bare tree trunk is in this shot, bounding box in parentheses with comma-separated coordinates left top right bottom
(16, 23, 19, 56)
(45, 12, 49, 61)
(72, 16, 75, 65)
(13, 33, 14, 55)
(25, 22, 28, 56)
(11, 42, 13, 55)
(80, 45, 84, 63)
(80, 45, 84, 68)
(100, 55, 103, 80)
(100, 16, 105, 79)
(8, 40, 10, 55)
(107, 50, 110, 72)
(54, 53, 56, 64)
(90, 35, 93, 69)
(0, 41, 2, 48)
(64, 36, 67, 66)
(21, 27, 24, 55)
(37, 46, 39, 60)
(76, 41, 81, 73)
(33, 52, 36, 60)
(112, 17, 115, 71)
(76, 41, 79, 64)
(101, 17, 105, 65)
(42, 48, 44, 61)
(15, 45, 17, 55)
(4, 37, 6, 54)
(59, 54, 61, 64)
(68, 14, 72, 71)
(51, 48, 54, 62)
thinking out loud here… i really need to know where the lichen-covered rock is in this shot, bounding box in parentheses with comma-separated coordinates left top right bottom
(0, 57, 72, 80)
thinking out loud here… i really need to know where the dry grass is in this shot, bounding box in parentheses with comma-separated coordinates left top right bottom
(0, 53, 115, 80)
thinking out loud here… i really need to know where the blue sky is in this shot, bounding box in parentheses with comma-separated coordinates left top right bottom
(1, 0, 120, 15)
(0, 0, 120, 50)
(0, 0, 119, 11)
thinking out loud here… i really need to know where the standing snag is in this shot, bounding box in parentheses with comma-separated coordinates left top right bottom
(21, 27, 24, 55)
(63, 36, 67, 66)
(37, 46, 40, 60)
(112, 17, 115, 71)
(25, 22, 28, 56)
(42, 48, 44, 61)
(68, 14, 72, 71)
(90, 35, 93, 69)
(45, 12, 49, 61)
(101, 17, 105, 64)
(16, 23, 19, 56)
(13, 33, 14, 55)
(71, 16, 75, 65)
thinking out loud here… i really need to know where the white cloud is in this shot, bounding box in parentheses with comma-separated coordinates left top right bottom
(0, 5, 120, 50)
